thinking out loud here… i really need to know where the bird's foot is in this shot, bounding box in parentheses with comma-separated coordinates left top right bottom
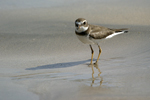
(88, 63, 93, 67)
(94, 61, 98, 65)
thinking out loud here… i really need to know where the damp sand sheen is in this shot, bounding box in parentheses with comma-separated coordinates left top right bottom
(0, 0, 150, 100)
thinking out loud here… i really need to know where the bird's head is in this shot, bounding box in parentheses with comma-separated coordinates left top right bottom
(75, 18, 89, 33)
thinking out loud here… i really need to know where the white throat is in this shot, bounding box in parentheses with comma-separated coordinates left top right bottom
(75, 26, 89, 33)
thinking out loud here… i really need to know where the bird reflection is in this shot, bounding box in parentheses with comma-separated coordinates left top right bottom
(90, 63, 103, 87)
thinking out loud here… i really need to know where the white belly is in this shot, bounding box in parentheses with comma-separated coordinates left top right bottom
(76, 35, 96, 44)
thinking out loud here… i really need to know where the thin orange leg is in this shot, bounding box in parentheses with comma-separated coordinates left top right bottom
(95, 44, 102, 64)
(90, 45, 94, 65)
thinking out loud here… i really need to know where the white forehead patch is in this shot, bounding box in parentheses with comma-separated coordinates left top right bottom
(76, 21, 82, 25)
(76, 20, 87, 25)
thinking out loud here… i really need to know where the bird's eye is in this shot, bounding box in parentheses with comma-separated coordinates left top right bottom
(75, 23, 78, 27)
(83, 22, 86, 25)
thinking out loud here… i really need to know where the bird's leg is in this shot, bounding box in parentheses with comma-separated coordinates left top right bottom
(95, 44, 102, 64)
(90, 45, 94, 65)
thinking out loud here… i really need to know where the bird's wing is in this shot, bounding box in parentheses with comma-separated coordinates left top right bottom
(89, 25, 114, 39)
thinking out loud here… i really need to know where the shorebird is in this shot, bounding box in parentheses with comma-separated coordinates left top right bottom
(75, 18, 128, 65)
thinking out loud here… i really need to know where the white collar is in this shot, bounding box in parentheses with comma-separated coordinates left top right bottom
(75, 25, 89, 33)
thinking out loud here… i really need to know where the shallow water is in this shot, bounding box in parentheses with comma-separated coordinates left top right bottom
(1, 25, 150, 100)
(0, 0, 150, 100)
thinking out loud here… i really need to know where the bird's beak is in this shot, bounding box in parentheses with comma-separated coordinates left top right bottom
(77, 25, 81, 29)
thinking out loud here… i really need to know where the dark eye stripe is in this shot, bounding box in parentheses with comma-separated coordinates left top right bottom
(75, 23, 78, 27)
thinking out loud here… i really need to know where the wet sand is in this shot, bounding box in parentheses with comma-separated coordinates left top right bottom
(0, 0, 150, 100)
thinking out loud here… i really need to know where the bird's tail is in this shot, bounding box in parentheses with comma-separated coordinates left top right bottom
(105, 28, 128, 39)
(111, 28, 128, 33)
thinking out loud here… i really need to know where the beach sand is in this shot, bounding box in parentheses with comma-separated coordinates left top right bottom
(0, 0, 150, 100)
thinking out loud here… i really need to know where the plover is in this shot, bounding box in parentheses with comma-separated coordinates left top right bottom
(75, 18, 128, 65)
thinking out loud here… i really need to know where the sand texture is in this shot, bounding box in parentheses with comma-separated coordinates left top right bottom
(0, 0, 150, 100)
